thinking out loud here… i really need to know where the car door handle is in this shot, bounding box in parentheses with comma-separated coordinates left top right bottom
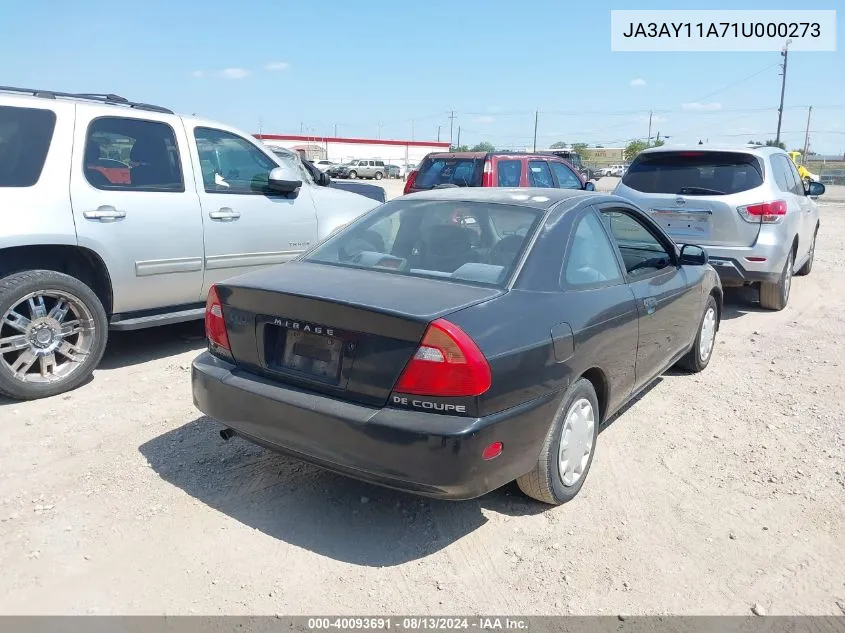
(83, 205, 126, 221)
(208, 208, 241, 221)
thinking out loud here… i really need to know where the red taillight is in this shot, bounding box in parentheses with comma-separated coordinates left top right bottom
(394, 319, 491, 398)
(481, 159, 493, 187)
(737, 200, 787, 224)
(403, 170, 417, 195)
(678, 151, 705, 157)
(482, 441, 503, 460)
(205, 285, 231, 356)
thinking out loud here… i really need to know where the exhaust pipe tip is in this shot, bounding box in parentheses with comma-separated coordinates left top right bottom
(219, 428, 236, 441)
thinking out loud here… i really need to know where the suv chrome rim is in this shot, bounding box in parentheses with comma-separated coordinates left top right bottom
(558, 397, 595, 487)
(699, 307, 717, 362)
(0, 290, 95, 385)
(783, 253, 793, 302)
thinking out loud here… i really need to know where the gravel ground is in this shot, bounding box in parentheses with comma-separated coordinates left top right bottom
(1, 199, 843, 616)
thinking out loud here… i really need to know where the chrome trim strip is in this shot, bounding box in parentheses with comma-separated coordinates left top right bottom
(204, 250, 301, 270)
(135, 257, 203, 277)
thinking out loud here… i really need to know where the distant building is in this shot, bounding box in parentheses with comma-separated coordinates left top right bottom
(582, 147, 625, 162)
(254, 134, 450, 167)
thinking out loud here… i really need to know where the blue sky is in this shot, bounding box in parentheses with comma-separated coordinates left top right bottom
(2, 0, 842, 154)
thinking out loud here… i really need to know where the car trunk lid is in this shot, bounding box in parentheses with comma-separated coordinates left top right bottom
(215, 262, 503, 407)
(617, 150, 767, 247)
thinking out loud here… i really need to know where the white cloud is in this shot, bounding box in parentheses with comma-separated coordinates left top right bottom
(265, 61, 290, 71)
(191, 70, 204, 78)
(473, 115, 495, 124)
(630, 78, 646, 87)
(682, 102, 722, 111)
(219, 67, 251, 79)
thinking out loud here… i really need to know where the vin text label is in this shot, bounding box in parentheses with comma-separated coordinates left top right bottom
(611, 10, 836, 51)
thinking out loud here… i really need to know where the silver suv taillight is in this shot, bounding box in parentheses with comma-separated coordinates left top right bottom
(737, 200, 787, 224)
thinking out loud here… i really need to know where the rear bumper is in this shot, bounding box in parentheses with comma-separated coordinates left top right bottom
(703, 241, 791, 285)
(191, 352, 557, 500)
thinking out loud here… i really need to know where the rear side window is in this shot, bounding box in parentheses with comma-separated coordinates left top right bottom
(549, 161, 582, 189)
(85, 117, 184, 191)
(414, 157, 482, 189)
(0, 106, 56, 187)
(497, 159, 522, 187)
(528, 160, 554, 188)
(622, 151, 764, 195)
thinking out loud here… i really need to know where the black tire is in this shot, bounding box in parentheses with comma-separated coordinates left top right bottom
(517, 378, 600, 505)
(348, 170, 358, 179)
(0, 270, 108, 401)
(759, 248, 793, 311)
(796, 229, 817, 276)
(677, 294, 719, 372)
(374, 171, 383, 180)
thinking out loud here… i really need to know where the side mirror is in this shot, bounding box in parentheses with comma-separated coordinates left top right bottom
(584, 181, 596, 191)
(268, 168, 302, 195)
(318, 172, 331, 187)
(679, 244, 709, 266)
(805, 181, 825, 197)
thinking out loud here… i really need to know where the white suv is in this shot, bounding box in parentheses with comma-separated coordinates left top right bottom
(0, 87, 378, 400)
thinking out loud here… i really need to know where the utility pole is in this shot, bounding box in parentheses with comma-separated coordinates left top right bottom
(775, 39, 793, 146)
(258, 118, 263, 136)
(532, 110, 539, 152)
(300, 121, 304, 134)
(647, 110, 653, 147)
(377, 122, 383, 140)
(333, 124, 337, 137)
(655, 130, 660, 145)
(437, 125, 441, 142)
(802, 105, 813, 162)
(448, 110, 456, 148)
(456, 126, 461, 150)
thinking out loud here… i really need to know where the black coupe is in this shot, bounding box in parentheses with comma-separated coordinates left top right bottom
(192, 188, 722, 505)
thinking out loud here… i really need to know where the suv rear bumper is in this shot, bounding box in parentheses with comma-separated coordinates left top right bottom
(703, 242, 791, 285)
(191, 352, 556, 500)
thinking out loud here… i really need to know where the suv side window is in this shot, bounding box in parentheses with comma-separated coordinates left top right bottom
(600, 207, 673, 278)
(771, 155, 794, 193)
(497, 159, 522, 187)
(0, 105, 57, 188)
(528, 160, 554, 188)
(85, 117, 184, 191)
(783, 157, 806, 195)
(375, 161, 384, 167)
(194, 127, 282, 194)
(549, 160, 582, 189)
(563, 211, 623, 287)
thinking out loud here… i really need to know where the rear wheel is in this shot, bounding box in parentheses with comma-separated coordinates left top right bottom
(796, 230, 817, 276)
(517, 378, 599, 505)
(677, 295, 718, 372)
(759, 249, 793, 311)
(0, 270, 108, 400)
(348, 170, 358, 179)
(374, 171, 383, 180)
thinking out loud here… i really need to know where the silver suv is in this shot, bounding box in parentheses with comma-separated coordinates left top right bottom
(614, 145, 825, 311)
(0, 87, 378, 400)
(345, 159, 386, 180)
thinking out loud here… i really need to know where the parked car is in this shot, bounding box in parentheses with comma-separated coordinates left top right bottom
(310, 159, 336, 173)
(192, 187, 722, 505)
(400, 163, 417, 179)
(404, 152, 596, 195)
(540, 149, 595, 181)
(600, 164, 627, 177)
(268, 148, 386, 203)
(386, 164, 401, 179)
(0, 86, 378, 400)
(613, 145, 825, 311)
(331, 159, 386, 180)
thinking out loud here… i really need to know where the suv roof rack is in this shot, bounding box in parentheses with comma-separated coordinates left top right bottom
(0, 86, 174, 114)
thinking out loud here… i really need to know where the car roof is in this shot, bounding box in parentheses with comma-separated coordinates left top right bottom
(637, 144, 786, 158)
(402, 186, 614, 210)
(423, 151, 572, 161)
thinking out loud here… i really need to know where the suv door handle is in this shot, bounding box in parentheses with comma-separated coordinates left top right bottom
(208, 208, 241, 221)
(83, 205, 126, 221)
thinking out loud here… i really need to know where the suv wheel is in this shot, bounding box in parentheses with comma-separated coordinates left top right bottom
(759, 249, 793, 311)
(374, 171, 383, 180)
(0, 270, 108, 401)
(348, 170, 358, 179)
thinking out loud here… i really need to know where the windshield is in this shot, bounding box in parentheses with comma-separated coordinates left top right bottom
(622, 151, 764, 195)
(304, 199, 544, 287)
(414, 157, 483, 189)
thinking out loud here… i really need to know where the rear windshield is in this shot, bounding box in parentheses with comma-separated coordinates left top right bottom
(0, 105, 57, 187)
(304, 199, 544, 287)
(622, 151, 764, 195)
(414, 157, 483, 189)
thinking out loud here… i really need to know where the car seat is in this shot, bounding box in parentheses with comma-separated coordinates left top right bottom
(422, 224, 481, 272)
(130, 136, 176, 188)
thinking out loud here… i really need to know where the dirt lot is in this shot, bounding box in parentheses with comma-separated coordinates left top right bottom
(1, 193, 844, 616)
